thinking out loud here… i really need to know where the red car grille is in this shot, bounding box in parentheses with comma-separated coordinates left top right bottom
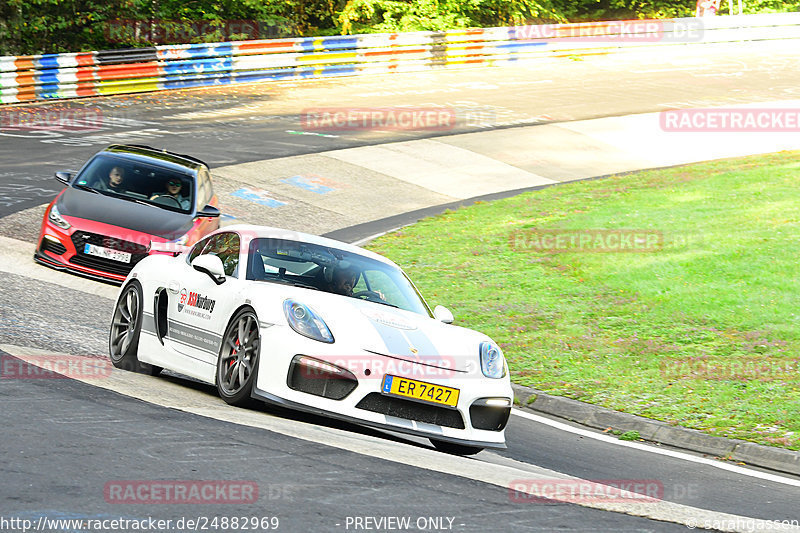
(71, 231, 149, 254)
(69, 231, 149, 276)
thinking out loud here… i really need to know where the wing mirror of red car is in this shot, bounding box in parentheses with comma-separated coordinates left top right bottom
(191, 254, 226, 285)
(54, 171, 74, 185)
(196, 205, 221, 218)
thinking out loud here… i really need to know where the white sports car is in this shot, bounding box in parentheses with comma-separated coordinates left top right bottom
(109, 224, 513, 454)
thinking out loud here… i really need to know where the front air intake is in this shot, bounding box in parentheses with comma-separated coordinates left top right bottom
(287, 355, 358, 400)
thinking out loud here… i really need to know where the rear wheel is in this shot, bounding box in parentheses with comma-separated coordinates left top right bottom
(109, 281, 161, 375)
(216, 308, 260, 407)
(430, 438, 484, 456)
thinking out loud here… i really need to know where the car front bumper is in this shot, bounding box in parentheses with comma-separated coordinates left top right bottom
(253, 326, 513, 449)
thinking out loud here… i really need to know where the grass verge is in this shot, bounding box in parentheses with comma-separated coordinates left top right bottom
(366, 152, 800, 450)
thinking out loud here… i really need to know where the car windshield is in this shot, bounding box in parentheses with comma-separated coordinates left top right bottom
(247, 238, 432, 317)
(72, 154, 194, 213)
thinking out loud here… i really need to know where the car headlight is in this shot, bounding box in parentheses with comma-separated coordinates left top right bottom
(283, 299, 334, 344)
(480, 341, 506, 379)
(48, 204, 71, 230)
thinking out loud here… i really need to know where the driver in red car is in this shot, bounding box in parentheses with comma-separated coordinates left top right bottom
(151, 178, 190, 210)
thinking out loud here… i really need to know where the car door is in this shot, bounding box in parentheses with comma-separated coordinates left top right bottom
(165, 231, 242, 369)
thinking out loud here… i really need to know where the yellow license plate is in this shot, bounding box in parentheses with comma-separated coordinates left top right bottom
(381, 375, 459, 408)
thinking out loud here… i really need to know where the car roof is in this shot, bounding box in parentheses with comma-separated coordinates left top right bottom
(219, 224, 396, 266)
(99, 145, 208, 174)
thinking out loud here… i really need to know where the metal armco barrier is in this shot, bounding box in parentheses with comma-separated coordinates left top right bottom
(2, 13, 799, 105)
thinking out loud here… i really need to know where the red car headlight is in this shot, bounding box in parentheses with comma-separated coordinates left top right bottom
(48, 205, 71, 230)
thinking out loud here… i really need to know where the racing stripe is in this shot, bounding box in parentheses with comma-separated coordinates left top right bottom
(366, 317, 440, 358)
(141, 312, 156, 335)
(167, 319, 222, 354)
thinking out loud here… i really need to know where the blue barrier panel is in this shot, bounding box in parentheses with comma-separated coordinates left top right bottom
(37, 71, 61, 86)
(37, 54, 63, 69)
(233, 68, 299, 82)
(161, 57, 234, 76)
(496, 41, 549, 52)
(295, 36, 360, 52)
(295, 64, 359, 78)
(161, 71, 233, 89)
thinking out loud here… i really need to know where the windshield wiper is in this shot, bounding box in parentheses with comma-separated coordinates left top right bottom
(111, 195, 159, 208)
(369, 299, 400, 309)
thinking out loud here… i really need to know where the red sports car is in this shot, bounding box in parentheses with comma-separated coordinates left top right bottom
(35, 144, 221, 284)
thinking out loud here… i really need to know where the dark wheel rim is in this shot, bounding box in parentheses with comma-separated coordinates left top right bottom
(219, 313, 259, 395)
(110, 286, 139, 361)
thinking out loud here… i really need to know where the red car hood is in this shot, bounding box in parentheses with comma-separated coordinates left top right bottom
(58, 187, 194, 240)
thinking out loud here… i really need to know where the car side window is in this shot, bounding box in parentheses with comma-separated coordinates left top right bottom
(187, 236, 211, 265)
(196, 168, 214, 209)
(360, 270, 406, 307)
(202, 232, 240, 277)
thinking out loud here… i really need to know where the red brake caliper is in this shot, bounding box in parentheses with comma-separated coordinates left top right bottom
(229, 339, 240, 368)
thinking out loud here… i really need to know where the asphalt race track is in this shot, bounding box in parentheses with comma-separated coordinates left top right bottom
(2, 41, 800, 532)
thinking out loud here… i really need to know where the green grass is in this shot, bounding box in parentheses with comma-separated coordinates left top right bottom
(366, 152, 800, 450)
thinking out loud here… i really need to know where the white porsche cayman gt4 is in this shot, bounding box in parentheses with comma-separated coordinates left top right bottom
(108, 224, 513, 455)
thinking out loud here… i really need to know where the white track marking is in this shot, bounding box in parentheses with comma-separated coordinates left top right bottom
(512, 409, 800, 488)
(0, 235, 118, 299)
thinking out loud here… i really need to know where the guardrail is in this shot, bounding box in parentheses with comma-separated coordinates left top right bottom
(2, 13, 799, 105)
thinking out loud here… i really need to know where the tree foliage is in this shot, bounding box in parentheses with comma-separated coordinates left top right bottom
(1, 0, 798, 55)
(339, 0, 565, 34)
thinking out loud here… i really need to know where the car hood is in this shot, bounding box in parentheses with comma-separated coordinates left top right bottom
(267, 286, 487, 373)
(58, 187, 194, 239)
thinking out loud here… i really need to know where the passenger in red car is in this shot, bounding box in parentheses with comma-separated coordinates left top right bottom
(108, 166, 125, 189)
(95, 166, 126, 193)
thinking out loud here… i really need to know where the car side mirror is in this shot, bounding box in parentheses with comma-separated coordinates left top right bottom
(196, 204, 221, 218)
(55, 171, 74, 185)
(191, 254, 226, 285)
(434, 305, 454, 324)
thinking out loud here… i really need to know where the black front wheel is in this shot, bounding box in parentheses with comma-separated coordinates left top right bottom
(216, 308, 260, 407)
(109, 281, 160, 375)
